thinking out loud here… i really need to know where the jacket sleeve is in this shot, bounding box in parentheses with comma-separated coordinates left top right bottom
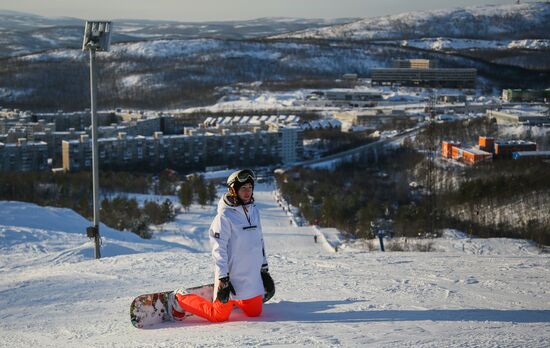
(210, 214, 232, 278)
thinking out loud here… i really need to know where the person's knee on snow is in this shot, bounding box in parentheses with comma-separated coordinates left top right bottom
(242, 305, 262, 318)
(236, 295, 263, 317)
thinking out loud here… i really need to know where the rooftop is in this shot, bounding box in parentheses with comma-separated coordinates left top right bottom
(495, 140, 536, 146)
(463, 147, 492, 156)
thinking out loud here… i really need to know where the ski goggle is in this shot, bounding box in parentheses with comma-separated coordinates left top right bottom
(227, 169, 256, 187)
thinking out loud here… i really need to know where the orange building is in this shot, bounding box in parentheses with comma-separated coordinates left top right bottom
(478, 136, 495, 153)
(441, 141, 461, 159)
(452, 146, 492, 165)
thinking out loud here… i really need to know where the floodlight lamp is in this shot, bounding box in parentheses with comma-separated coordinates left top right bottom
(82, 21, 112, 52)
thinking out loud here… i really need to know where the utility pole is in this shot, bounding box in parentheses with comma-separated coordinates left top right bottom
(82, 21, 112, 259)
(425, 89, 437, 237)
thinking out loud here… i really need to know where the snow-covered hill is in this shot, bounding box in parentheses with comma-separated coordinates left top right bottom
(2, 4, 549, 110)
(395, 38, 550, 51)
(271, 2, 550, 41)
(0, 10, 354, 58)
(1, 184, 549, 347)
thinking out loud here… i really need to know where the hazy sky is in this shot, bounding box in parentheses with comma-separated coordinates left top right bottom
(2, 0, 521, 21)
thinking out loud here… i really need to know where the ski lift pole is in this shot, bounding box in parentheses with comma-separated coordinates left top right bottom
(371, 220, 385, 252)
(82, 21, 112, 259)
(378, 230, 385, 252)
(90, 48, 101, 259)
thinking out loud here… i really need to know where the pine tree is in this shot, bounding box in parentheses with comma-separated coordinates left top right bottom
(144, 200, 163, 225)
(193, 175, 208, 207)
(178, 181, 193, 211)
(207, 182, 218, 205)
(161, 199, 176, 222)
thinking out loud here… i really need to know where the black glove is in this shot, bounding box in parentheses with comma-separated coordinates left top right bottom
(216, 276, 236, 304)
(261, 268, 275, 301)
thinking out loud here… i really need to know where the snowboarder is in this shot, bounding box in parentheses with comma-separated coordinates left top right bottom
(170, 169, 275, 322)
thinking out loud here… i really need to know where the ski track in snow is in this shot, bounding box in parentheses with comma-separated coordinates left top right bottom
(1, 183, 549, 347)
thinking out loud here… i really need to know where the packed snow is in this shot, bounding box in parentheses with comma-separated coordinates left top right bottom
(1, 183, 549, 347)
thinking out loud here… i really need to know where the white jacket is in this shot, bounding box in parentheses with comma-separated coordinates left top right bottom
(210, 195, 268, 301)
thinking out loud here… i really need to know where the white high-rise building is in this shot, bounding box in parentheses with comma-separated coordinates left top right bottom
(270, 124, 303, 165)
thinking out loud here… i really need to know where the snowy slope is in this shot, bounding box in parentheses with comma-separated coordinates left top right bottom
(271, 2, 550, 41)
(1, 184, 549, 347)
(0, 201, 189, 268)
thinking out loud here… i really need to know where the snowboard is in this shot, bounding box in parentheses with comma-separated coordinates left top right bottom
(130, 283, 274, 328)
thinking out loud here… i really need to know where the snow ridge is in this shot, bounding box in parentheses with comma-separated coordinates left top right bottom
(271, 3, 550, 41)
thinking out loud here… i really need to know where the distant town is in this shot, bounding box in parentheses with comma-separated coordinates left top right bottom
(1, 58, 549, 173)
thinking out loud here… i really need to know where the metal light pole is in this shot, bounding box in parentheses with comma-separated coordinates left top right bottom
(82, 21, 112, 259)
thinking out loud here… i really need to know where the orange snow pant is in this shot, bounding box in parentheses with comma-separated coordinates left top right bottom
(175, 293, 262, 323)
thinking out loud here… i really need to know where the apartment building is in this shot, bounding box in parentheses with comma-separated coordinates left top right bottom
(269, 124, 304, 165)
(62, 127, 290, 172)
(34, 110, 115, 131)
(0, 139, 48, 172)
(33, 129, 87, 166)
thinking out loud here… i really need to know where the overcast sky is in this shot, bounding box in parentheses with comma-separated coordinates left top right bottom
(1, 0, 521, 21)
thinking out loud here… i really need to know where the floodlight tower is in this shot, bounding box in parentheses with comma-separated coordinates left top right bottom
(82, 21, 112, 259)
